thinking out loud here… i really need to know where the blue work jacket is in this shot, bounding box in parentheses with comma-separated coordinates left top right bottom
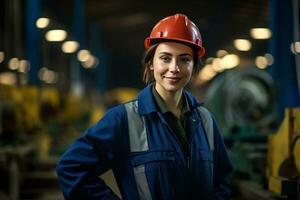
(56, 84, 233, 200)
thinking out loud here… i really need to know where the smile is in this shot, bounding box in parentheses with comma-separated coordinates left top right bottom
(164, 76, 181, 82)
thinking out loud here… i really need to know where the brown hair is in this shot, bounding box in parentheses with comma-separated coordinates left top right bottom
(142, 42, 203, 84)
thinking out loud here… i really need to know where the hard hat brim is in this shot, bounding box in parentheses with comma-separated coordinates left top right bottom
(144, 37, 205, 58)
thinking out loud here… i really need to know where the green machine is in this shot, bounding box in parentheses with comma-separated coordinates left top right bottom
(202, 67, 277, 185)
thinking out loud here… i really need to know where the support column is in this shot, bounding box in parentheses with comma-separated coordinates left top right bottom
(26, 0, 41, 85)
(70, 0, 85, 97)
(268, 0, 300, 122)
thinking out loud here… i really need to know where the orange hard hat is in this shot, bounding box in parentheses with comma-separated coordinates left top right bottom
(144, 13, 205, 58)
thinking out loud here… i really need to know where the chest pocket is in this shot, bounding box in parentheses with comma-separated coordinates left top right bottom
(130, 150, 175, 166)
(130, 150, 175, 178)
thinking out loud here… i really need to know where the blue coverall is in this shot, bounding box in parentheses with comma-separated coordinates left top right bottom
(56, 84, 233, 200)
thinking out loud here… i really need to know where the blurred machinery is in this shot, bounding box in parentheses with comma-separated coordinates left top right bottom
(0, 85, 56, 200)
(204, 67, 277, 138)
(0, 83, 139, 199)
(0, 85, 85, 199)
(199, 67, 286, 199)
(267, 108, 300, 199)
(103, 87, 139, 108)
(200, 65, 300, 199)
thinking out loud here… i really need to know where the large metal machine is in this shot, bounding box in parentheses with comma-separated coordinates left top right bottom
(199, 66, 299, 199)
(204, 67, 277, 138)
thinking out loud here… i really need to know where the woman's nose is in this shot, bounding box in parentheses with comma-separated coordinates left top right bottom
(169, 60, 180, 73)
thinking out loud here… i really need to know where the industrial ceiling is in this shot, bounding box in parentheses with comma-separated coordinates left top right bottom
(0, 0, 270, 89)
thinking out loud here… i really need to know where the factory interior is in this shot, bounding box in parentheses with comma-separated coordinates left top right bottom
(0, 0, 300, 199)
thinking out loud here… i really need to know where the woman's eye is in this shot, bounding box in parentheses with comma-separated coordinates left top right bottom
(160, 56, 171, 62)
(180, 57, 192, 63)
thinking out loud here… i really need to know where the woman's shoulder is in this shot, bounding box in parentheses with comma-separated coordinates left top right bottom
(103, 103, 128, 119)
(88, 103, 128, 133)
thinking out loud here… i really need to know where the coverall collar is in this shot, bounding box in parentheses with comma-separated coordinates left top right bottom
(137, 83, 203, 115)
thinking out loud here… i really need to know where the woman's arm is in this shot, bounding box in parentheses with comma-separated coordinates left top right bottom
(212, 118, 233, 200)
(56, 106, 125, 200)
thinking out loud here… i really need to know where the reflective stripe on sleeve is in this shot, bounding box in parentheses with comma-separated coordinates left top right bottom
(125, 101, 152, 200)
(125, 101, 149, 152)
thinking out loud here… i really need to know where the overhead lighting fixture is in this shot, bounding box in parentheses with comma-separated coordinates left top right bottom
(36, 18, 50, 29)
(62, 41, 79, 53)
(45, 29, 67, 42)
(38, 67, 58, 84)
(0, 72, 17, 85)
(294, 42, 300, 52)
(197, 64, 217, 84)
(250, 28, 272, 39)
(264, 53, 274, 65)
(43, 70, 58, 84)
(211, 58, 224, 72)
(18, 60, 30, 73)
(82, 55, 99, 69)
(77, 49, 91, 62)
(8, 57, 19, 70)
(222, 54, 240, 69)
(291, 41, 300, 54)
(234, 39, 252, 51)
(255, 56, 268, 69)
(205, 57, 214, 64)
(216, 50, 228, 58)
(38, 67, 48, 80)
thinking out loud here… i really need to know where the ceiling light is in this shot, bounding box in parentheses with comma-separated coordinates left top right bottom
(234, 39, 252, 51)
(0, 72, 17, 85)
(43, 70, 58, 84)
(38, 67, 48, 80)
(216, 50, 228, 58)
(18, 60, 30, 73)
(250, 28, 272, 39)
(62, 41, 79, 53)
(205, 57, 214, 64)
(255, 56, 268, 69)
(211, 58, 224, 72)
(8, 57, 19, 70)
(222, 54, 240, 69)
(291, 41, 300, 54)
(38, 67, 58, 84)
(197, 64, 217, 84)
(45, 29, 67, 42)
(36, 18, 50, 29)
(264, 53, 274, 65)
(77, 50, 91, 62)
(82, 55, 99, 68)
(294, 42, 300, 52)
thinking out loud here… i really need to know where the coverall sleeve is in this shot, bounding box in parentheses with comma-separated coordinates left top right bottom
(56, 106, 125, 200)
(212, 118, 233, 200)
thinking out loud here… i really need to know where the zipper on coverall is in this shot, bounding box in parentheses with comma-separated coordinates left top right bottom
(158, 112, 191, 169)
(162, 120, 190, 169)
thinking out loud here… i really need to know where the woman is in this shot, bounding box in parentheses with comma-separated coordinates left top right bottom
(56, 13, 233, 200)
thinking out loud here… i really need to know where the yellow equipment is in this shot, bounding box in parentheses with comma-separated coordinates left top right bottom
(40, 87, 60, 108)
(19, 86, 41, 132)
(267, 108, 300, 198)
(104, 88, 139, 105)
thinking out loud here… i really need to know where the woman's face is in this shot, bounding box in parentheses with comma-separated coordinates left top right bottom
(151, 42, 194, 94)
